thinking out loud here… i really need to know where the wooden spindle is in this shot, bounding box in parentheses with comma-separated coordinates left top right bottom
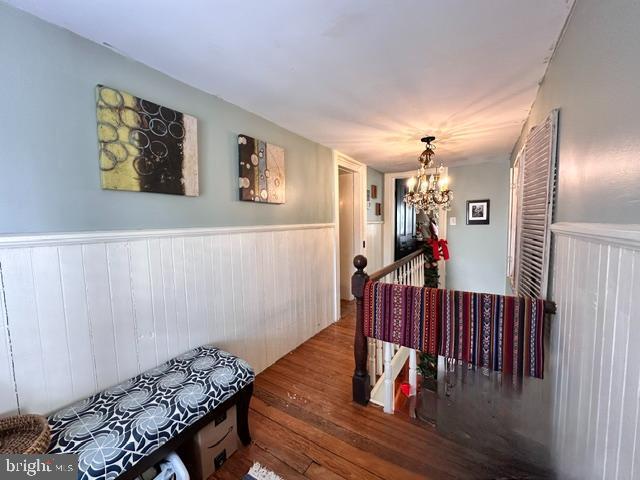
(409, 349, 417, 396)
(368, 339, 376, 387)
(352, 255, 371, 405)
(383, 341, 394, 413)
(410, 258, 415, 286)
(376, 340, 383, 376)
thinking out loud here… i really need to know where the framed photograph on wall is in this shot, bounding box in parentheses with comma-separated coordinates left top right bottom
(466, 199, 490, 225)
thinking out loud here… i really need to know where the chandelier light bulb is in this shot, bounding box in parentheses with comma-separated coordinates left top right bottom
(407, 176, 417, 191)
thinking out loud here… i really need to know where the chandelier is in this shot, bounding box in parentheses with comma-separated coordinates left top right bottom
(404, 136, 452, 217)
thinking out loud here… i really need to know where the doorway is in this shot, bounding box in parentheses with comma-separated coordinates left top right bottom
(333, 152, 366, 320)
(339, 168, 355, 301)
(383, 170, 448, 286)
(394, 178, 419, 261)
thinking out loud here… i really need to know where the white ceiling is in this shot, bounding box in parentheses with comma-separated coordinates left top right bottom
(7, 0, 573, 171)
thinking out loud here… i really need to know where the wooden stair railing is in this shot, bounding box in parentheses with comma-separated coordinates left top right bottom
(352, 252, 557, 410)
(352, 250, 424, 406)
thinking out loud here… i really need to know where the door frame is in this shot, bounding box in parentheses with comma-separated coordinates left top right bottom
(333, 151, 367, 319)
(383, 169, 448, 285)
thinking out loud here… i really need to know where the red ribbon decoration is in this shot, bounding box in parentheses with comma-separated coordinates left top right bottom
(430, 238, 440, 261)
(439, 239, 450, 260)
(429, 238, 450, 261)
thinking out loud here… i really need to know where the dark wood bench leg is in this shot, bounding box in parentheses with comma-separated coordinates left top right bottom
(236, 382, 253, 445)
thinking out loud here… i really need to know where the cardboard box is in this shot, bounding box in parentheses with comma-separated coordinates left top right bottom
(179, 405, 241, 479)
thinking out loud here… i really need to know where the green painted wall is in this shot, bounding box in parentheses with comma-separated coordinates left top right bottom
(511, 0, 640, 223)
(445, 161, 510, 295)
(0, 4, 334, 234)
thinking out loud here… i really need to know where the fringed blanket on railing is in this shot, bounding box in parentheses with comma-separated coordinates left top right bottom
(362, 281, 545, 378)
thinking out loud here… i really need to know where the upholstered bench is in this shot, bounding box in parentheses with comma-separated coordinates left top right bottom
(46, 346, 254, 480)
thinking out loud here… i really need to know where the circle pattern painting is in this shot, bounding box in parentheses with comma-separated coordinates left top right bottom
(96, 85, 199, 196)
(237, 134, 285, 204)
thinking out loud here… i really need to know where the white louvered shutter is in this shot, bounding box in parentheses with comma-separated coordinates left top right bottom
(507, 149, 522, 285)
(515, 110, 558, 298)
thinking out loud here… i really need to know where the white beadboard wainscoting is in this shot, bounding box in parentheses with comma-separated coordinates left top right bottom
(0, 223, 336, 416)
(366, 221, 384, 273)
(550, 223, 640, 480)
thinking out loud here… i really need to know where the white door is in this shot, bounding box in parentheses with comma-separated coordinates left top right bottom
(339, 171, 355, 300)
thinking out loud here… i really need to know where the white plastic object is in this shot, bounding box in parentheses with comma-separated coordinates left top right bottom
(156, 452, 190, 480)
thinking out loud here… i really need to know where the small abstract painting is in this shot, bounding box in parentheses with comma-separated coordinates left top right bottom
(96, 85, 198, 196)
(238, 134, 285, 204)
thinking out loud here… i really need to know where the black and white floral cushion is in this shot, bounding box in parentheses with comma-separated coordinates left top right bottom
(47, 346, 254, 480)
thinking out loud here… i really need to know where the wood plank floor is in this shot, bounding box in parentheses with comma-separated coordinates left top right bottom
(211, 302, 549, 480)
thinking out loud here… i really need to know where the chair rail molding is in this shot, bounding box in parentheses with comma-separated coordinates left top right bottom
(551, 222, 640, 250)
(0, 223, 335, 249)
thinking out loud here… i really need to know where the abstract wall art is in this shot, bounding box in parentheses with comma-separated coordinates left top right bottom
(96, 85, 198, 196)
(238, 134, 285, 204)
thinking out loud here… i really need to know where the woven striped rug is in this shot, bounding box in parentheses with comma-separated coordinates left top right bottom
(363, 281, 546, 378)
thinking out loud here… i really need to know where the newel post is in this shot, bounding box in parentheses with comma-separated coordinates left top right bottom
(352, 255, 371, 405)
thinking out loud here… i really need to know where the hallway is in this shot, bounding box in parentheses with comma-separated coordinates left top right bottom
(213, 302, 549, 479)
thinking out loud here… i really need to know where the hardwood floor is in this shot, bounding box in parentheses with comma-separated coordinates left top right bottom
(211, 302, 549, 480)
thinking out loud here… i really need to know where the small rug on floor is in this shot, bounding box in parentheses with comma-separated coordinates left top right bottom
(243, 462, 284, 480)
